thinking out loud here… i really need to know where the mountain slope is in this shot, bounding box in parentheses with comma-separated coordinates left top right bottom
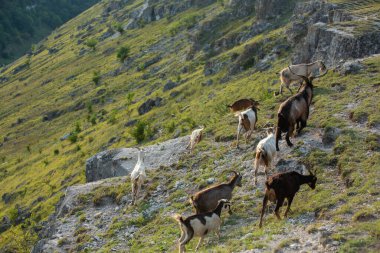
(0, 0, 379, 252)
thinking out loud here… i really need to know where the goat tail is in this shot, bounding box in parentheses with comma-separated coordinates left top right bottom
(172, 214, 184, 224)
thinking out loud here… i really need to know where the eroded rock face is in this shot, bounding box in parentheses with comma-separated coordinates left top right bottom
(85, 136, 189, 182)
(255, 0, 287, 20)
(287, 1, 380, 66)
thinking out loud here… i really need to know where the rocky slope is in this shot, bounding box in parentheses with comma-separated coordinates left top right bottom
(0, 0, 379, 252)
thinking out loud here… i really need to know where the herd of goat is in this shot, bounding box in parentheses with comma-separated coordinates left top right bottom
(129, 61, 327, 252)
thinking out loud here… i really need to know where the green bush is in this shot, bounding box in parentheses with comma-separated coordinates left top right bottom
(132, 121, 147, 143)
(92, 71, 101, 85)
(116, 46, 130, 63)
(85, 38, 97, 51)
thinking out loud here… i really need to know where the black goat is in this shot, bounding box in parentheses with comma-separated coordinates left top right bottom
(259, 170, 317, 228)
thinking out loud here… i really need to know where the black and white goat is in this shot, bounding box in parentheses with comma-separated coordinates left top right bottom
(173, 199, 231, 253)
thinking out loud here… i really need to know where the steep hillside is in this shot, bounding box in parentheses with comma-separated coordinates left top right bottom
(0, 0, 379, 252)
(0, 0, 100, 65)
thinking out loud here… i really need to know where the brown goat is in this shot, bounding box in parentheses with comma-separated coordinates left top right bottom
(227, 98, 260, 112)
(190, 171, 242, 214)
(259, 170, 317, 228)
(275, 68, 327, 151)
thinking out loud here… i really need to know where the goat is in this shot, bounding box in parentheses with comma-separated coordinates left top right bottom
(190, 171, 242, 214)
(186, 128, 204, 153)
(278, 60, 326, 95)
(258, 170, 317, 228)
(173, 199, 231, 253)
(275, 68, 327, 151)
(130, 149, 146, 205)
(236, 108, 257, 148)
(227, 98, 260, 112)
(254, 130, 276, 185)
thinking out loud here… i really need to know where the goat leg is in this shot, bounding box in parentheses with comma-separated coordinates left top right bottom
(284, 196, 294, 218)
(259, 195, 269, 228)
(285, 132, 293, 147)
(275, 198, 285, 220)
(195, 237, 204, 252)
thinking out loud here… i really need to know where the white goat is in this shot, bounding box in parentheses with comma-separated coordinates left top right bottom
(278, 60, 326, 95)
(173, 199, 231, 253)
(254, 132, 276, 185)
(236, 108, 257, 148)
(130, 149, 146, 205)
(186, 128, 204, 153)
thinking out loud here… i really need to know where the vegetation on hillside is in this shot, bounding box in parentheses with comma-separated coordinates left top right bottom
(0, 0, 379, 252)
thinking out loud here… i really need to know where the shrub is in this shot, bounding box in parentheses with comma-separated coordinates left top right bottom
(132, 121, 146, 143)
(85, 38, 97, 51)
(92, 71, 101, 85)
(116, 46, 130, 63)
(114, 23, 124, 34)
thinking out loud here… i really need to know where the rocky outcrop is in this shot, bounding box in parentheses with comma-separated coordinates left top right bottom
(125, 0, 216, 29)
(137, 97, 163, 115)
(255, 0, 291, 20)
(85, 136, 189, 182)
(287, 0, 380, 66)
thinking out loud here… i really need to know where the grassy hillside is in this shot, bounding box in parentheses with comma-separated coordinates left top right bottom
(0, 0, 379, 252)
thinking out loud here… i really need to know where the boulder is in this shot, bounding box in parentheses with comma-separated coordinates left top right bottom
(339, 60, 365, 75)
(322, 127, 341, 146)
(138, 97, 163, 115)
(163, 80, 178, 91)
(0, 216, 11, 233)
(85, 136, 189, 182)
(42, 110, 64, 122)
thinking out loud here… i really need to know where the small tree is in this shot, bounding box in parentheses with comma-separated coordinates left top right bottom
(116, 46, 130, 63)
(114, 23, 124, 34)
(92, 71, 101, 85)
(85, 38, 98, 51)
(125, 93, 134, 120)
(132, 121, 146, 143)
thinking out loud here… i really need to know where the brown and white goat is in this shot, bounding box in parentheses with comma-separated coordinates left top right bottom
(227, 98, 260, 112)
(275, 68, 326, 151)
(173, 199, 231, 253)
(236, 108, 257, 148)
(259, 170, 317, 228)
(190, 171, 242, 214)
(186, 128, 204, 153)
(254, 130, 276, 185)
(278, 60, 326, 95)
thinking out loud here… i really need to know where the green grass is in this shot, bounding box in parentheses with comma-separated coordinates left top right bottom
(0, 0, 380, 252)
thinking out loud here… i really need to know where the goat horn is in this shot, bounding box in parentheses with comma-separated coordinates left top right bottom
(231, 170, 238, 176)
(313, 68, 328, 79)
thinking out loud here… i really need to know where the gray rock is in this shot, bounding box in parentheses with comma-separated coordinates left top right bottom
(163, 80, 178, 92)
(42, 110, 64, 122)
(322, 127, 341, 146)
(85, 136, 189, 182)
(206, 178, 216, 184)
(60, 133, 71, 141)
(138, 97, 163, 115)
(0, 216, 11, 233)
(339, 60, 365, 75)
